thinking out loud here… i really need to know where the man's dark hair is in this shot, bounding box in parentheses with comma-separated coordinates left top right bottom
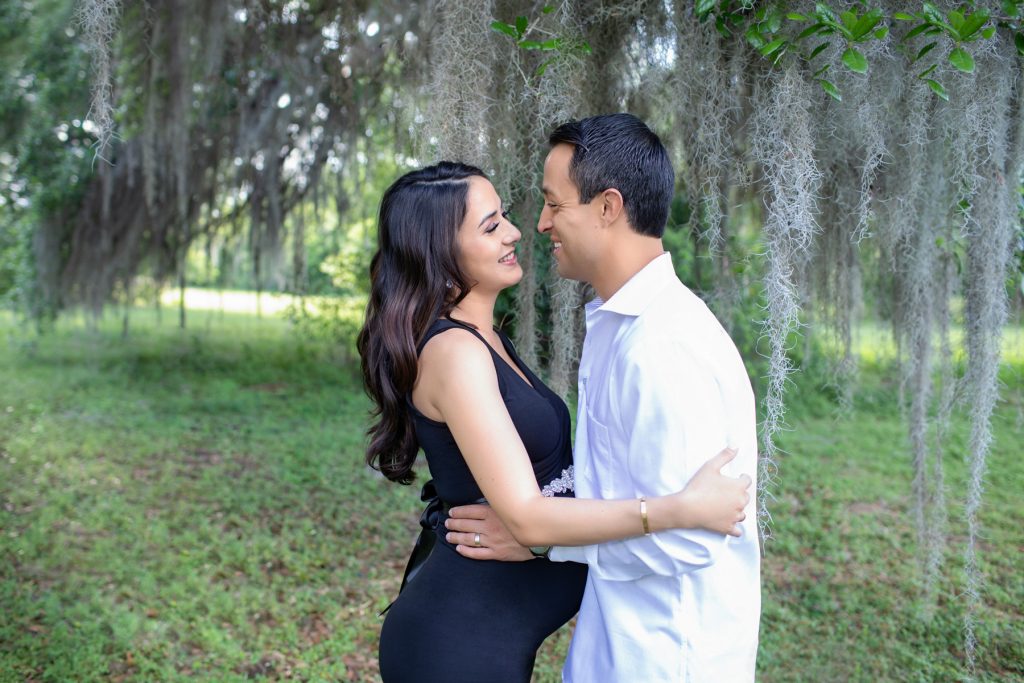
(548, 113, 675, 238)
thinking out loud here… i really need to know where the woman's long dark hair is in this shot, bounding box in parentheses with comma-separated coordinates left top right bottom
(357, 161, 486, 484)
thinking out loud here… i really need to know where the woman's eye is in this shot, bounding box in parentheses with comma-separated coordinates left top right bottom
(485, 222, 499, 233)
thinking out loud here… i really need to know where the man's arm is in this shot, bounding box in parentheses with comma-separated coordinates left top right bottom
(444, 503, 535, 561)
(549, 334, 756, 581)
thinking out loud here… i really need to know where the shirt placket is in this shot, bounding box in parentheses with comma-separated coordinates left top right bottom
(575, 339, 592, 485)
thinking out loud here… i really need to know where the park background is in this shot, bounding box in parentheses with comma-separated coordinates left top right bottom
(1, 1, 1023, 681)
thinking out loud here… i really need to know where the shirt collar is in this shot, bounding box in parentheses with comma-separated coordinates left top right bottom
(587, 252, 676, 318)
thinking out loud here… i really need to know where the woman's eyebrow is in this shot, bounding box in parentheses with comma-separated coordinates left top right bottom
(477, 209, 498, 228)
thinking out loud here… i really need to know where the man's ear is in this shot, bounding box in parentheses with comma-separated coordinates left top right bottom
(599, 188, 625, 227)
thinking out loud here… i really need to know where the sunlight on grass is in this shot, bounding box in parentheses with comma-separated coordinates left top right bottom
(155, 290, 1024, 365)
(845, 318, 1024, 365)
(160, 287, 300, 316)
(157, 289, 367, 334)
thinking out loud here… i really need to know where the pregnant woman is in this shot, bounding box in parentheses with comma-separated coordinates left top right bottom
(357, 161, 749, 683)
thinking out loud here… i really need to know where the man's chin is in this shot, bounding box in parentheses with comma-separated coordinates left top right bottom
(554, 262, 581, 282)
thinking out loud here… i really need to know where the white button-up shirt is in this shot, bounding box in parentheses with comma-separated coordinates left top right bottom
(550, 253, 761, 682)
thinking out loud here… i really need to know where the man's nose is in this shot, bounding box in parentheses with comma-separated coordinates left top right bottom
(537, 206, 551, 234)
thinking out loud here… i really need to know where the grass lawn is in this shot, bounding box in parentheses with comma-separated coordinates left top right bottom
(1, 298, 1021, 682)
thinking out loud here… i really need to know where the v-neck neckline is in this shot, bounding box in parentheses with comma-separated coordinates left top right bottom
(491, 329, 536, 391)
(446, 317, 536, 391)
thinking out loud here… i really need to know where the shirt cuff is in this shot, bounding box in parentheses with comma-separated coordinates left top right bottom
(548, 544, 588, 564)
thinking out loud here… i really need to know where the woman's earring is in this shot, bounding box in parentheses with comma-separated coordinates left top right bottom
(445, 279, 453, 289)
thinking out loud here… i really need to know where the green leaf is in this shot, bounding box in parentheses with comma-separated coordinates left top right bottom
(518, 39, 542, 50)
(851, 9, 883, 39)
(536, 57, 556, 76)
(696, 0, 717, 18)
(914, 42, 938, 62)
(539, 38, 563, 50)
(715, 15, 733, 38)
(542, 4, 556, 14)
(958, 10, 989, 40)
(787, 12, 808, 21)
(819, 78, 842, 101)
(765, 7, 784, 33)
(903, 23, 932, 41)
(840, 10, 857, 28)
(922, 2, 944, 25)
(893, 12, 916, 21)
(796, 23, 826, 40)
(491, 21, 518, 39)
(813, 61, 831, 77)
(808, 41, 830, 59)
(578, 41, 592, 55)
(515, 15, 528, 36)
(815, 2, 838, 24)
(925, 78, 949, 101)
(918, 63, 938, 78)
(745, 23, 767, 49)
(874, 26, 889, 39)
(939, 22, 961, 41)
(1006, 0, 1022, 18)
(947, 9, 964, 32)
(841, 46, 868, 73)
(1016, 32, 1024, 56)
(981, 27, 996, 39)
(949, 47, 975, 73)
(759, 38, 787, 56)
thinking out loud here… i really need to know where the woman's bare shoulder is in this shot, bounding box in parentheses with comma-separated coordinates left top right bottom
(419, 326, 493, 379)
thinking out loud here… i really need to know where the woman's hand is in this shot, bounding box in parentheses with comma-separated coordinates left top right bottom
(675, 447, 752, 537)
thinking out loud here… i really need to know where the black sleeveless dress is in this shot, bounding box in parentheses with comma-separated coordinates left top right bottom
(378, 318, 588, 683)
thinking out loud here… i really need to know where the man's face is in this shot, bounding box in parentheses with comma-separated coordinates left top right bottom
(538, 144, 604, 283)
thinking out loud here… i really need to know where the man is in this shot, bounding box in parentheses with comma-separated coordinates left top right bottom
(448, 113, 761, 681)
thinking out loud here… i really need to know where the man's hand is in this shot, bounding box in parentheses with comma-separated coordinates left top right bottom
(445, 504, 535, 561)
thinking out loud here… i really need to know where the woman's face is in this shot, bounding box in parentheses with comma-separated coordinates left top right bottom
(456, 177, 522, 294)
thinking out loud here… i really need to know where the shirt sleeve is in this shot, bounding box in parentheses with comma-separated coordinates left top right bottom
(549, 333, 741, 580)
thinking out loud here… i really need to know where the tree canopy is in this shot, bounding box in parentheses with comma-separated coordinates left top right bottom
(1, 1, 1023, 678)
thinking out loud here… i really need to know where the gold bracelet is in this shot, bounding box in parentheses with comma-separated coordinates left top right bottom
(639, 496, 651, 536)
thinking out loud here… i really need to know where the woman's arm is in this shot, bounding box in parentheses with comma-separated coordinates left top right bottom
(446, 448, 747, 561)
(418, 330, 750, 549)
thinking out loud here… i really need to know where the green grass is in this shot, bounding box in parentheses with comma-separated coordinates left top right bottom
(1, 300, 1021, 682)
